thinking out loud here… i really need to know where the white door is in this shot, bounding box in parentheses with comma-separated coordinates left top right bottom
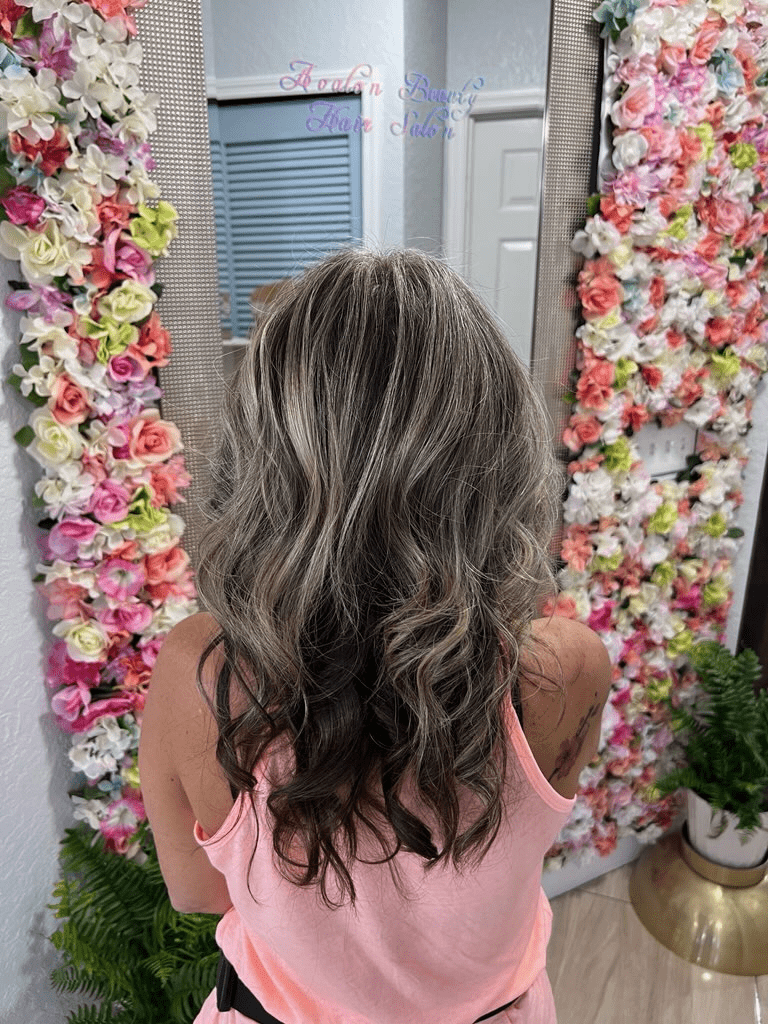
(465, 115, 544, 366)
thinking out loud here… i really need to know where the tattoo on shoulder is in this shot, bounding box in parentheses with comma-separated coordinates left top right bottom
(548, 701, 602, 783)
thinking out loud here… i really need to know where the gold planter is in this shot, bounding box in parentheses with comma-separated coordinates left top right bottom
(629, 827, 768, 976)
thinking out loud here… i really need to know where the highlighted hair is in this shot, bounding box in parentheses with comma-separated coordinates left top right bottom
(197, 247, 562, 908)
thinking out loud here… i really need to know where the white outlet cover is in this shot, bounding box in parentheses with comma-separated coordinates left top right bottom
(632, 421, 698, 479)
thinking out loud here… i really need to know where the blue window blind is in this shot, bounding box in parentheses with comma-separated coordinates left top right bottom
(208, 96, 363, 337)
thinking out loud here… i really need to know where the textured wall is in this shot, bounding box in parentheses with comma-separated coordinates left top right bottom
(0, 262, 80, 1021)
(447, 0, 551, 93)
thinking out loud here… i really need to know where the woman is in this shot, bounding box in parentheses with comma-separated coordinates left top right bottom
(139, 247, 611, 1024)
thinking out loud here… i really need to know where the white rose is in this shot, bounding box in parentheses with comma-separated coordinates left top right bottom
(0, 219, 91, 285)
(613, 131, 648, 171)
(28, 407, 84, 468)
(709, 0, 745, 22)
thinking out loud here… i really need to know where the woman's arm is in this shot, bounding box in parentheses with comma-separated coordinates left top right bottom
(138, 614, 235, 915)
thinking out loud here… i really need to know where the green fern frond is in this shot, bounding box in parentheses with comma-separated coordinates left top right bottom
(50, 824, 219, 1024)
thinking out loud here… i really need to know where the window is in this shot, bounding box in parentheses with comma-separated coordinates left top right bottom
(208, 95, 363, 344)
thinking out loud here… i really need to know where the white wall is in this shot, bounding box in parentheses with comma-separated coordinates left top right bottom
(0, 263, 79, 1020)
(446, 0, 551, 93)
(203, 0, 406, 248)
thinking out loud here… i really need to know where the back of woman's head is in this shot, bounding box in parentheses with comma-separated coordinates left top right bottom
(197, 246, 563, 908)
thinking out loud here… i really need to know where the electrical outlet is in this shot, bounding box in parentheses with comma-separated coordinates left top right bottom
(632, 421, 698, 478)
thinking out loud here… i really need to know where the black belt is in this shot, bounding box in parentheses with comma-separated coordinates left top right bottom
(216, 950, 523, 1022)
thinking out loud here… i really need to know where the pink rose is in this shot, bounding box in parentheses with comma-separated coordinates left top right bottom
(613, 79, 655, 130)
(699, 196, 747, 237)
(575, 361, 615, 411)
(148, 456, 191, 505)
(144, 546, 189, 585)
(127, 411, 182, 465)
(588, 601, 615, 632)
(108, 352, 147, 383)
(48, 373, 91, 426)
(139, 635, 163, 668)
(1, 186, 46, 226)
(46, 641, 101, 689)
(578, 263, 623, 320)
(690, 18, 723, 66)
(41, 578, 88, 620)
(103, 227, 155, 285)
(51, 681, 92, 723)
(88, 479, 131, 524)
(97, 602, 153, 634)
(98, 558, 146, 601)
(47, 518, 101, 561)
(563, 413, 603, 452)
(59, 694, 138, 734)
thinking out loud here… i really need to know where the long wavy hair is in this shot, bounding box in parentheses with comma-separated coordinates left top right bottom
(196, 247, 563, 909)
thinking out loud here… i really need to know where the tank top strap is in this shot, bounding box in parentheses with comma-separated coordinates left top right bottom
(501, 688, 576, 814)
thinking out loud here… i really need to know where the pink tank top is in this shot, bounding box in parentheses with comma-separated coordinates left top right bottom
(193, 692, 575, 1024)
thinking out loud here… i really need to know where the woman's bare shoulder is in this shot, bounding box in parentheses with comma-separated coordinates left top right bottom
(517, 616, 613, 794)
(528, 615, 612, 696)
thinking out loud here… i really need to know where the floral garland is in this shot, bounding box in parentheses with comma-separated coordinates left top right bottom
(546, 0, 768, 867)
(2, 0, 196, 854)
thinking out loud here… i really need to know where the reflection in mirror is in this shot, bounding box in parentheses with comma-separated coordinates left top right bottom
(199, 0, 552, 378)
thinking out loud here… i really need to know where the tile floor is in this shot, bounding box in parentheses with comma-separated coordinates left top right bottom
(547, 863, 766, 1024)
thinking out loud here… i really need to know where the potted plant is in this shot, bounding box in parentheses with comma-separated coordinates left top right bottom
(654, 641, 768, 870)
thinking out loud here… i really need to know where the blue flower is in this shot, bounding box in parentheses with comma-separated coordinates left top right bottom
(594, 0, 640, 39)
(710, 48, 745, 97)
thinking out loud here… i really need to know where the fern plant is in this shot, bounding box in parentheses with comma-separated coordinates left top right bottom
(654, 641, 768, 834)
(49, 823, 219, 1023)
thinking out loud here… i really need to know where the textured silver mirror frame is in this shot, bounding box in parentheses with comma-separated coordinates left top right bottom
(134, 0, 225, 566)
(532, 0, 603, 457)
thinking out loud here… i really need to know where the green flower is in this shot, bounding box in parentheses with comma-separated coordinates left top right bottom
(703, 512, 727, 538)
(113, 486, 168, 534)
(645, 676, 672, 703)
(730, 142, 758, 169)
(592, 551, 623, 572)
(603, 436, 633, 474)
(647, 501, 678, 534)
(702, 578, 730, 607)
(80, 315, 140, 363)
(691, 123, 715, 163)
(710, 347, 741, 384)
(129, 201, 179, 257)
(97, 281, 156, 324)
(614, 356, 638, 391)
(663, 203, 693, 241)
(667, 629, 694, 657)
(650, 561, 675, 587)
(122, 764, 141, 789)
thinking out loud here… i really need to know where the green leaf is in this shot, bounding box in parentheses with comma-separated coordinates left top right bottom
(26, 389, 48, 408)
(727, 527, 744, 538)
(13, 11, 40, 39)
(586, 193, 601, 217)
(14, 424, 34, 447)
(562, 391, 577, 405)
(7, 372, 23, 392)
(19, 343, 38, 371)
(0, 165, 16, 198)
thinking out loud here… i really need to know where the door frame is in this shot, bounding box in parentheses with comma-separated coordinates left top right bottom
(442, 88, 546, 286)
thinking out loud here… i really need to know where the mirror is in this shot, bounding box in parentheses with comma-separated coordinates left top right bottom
(198, 0, 552, 376)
